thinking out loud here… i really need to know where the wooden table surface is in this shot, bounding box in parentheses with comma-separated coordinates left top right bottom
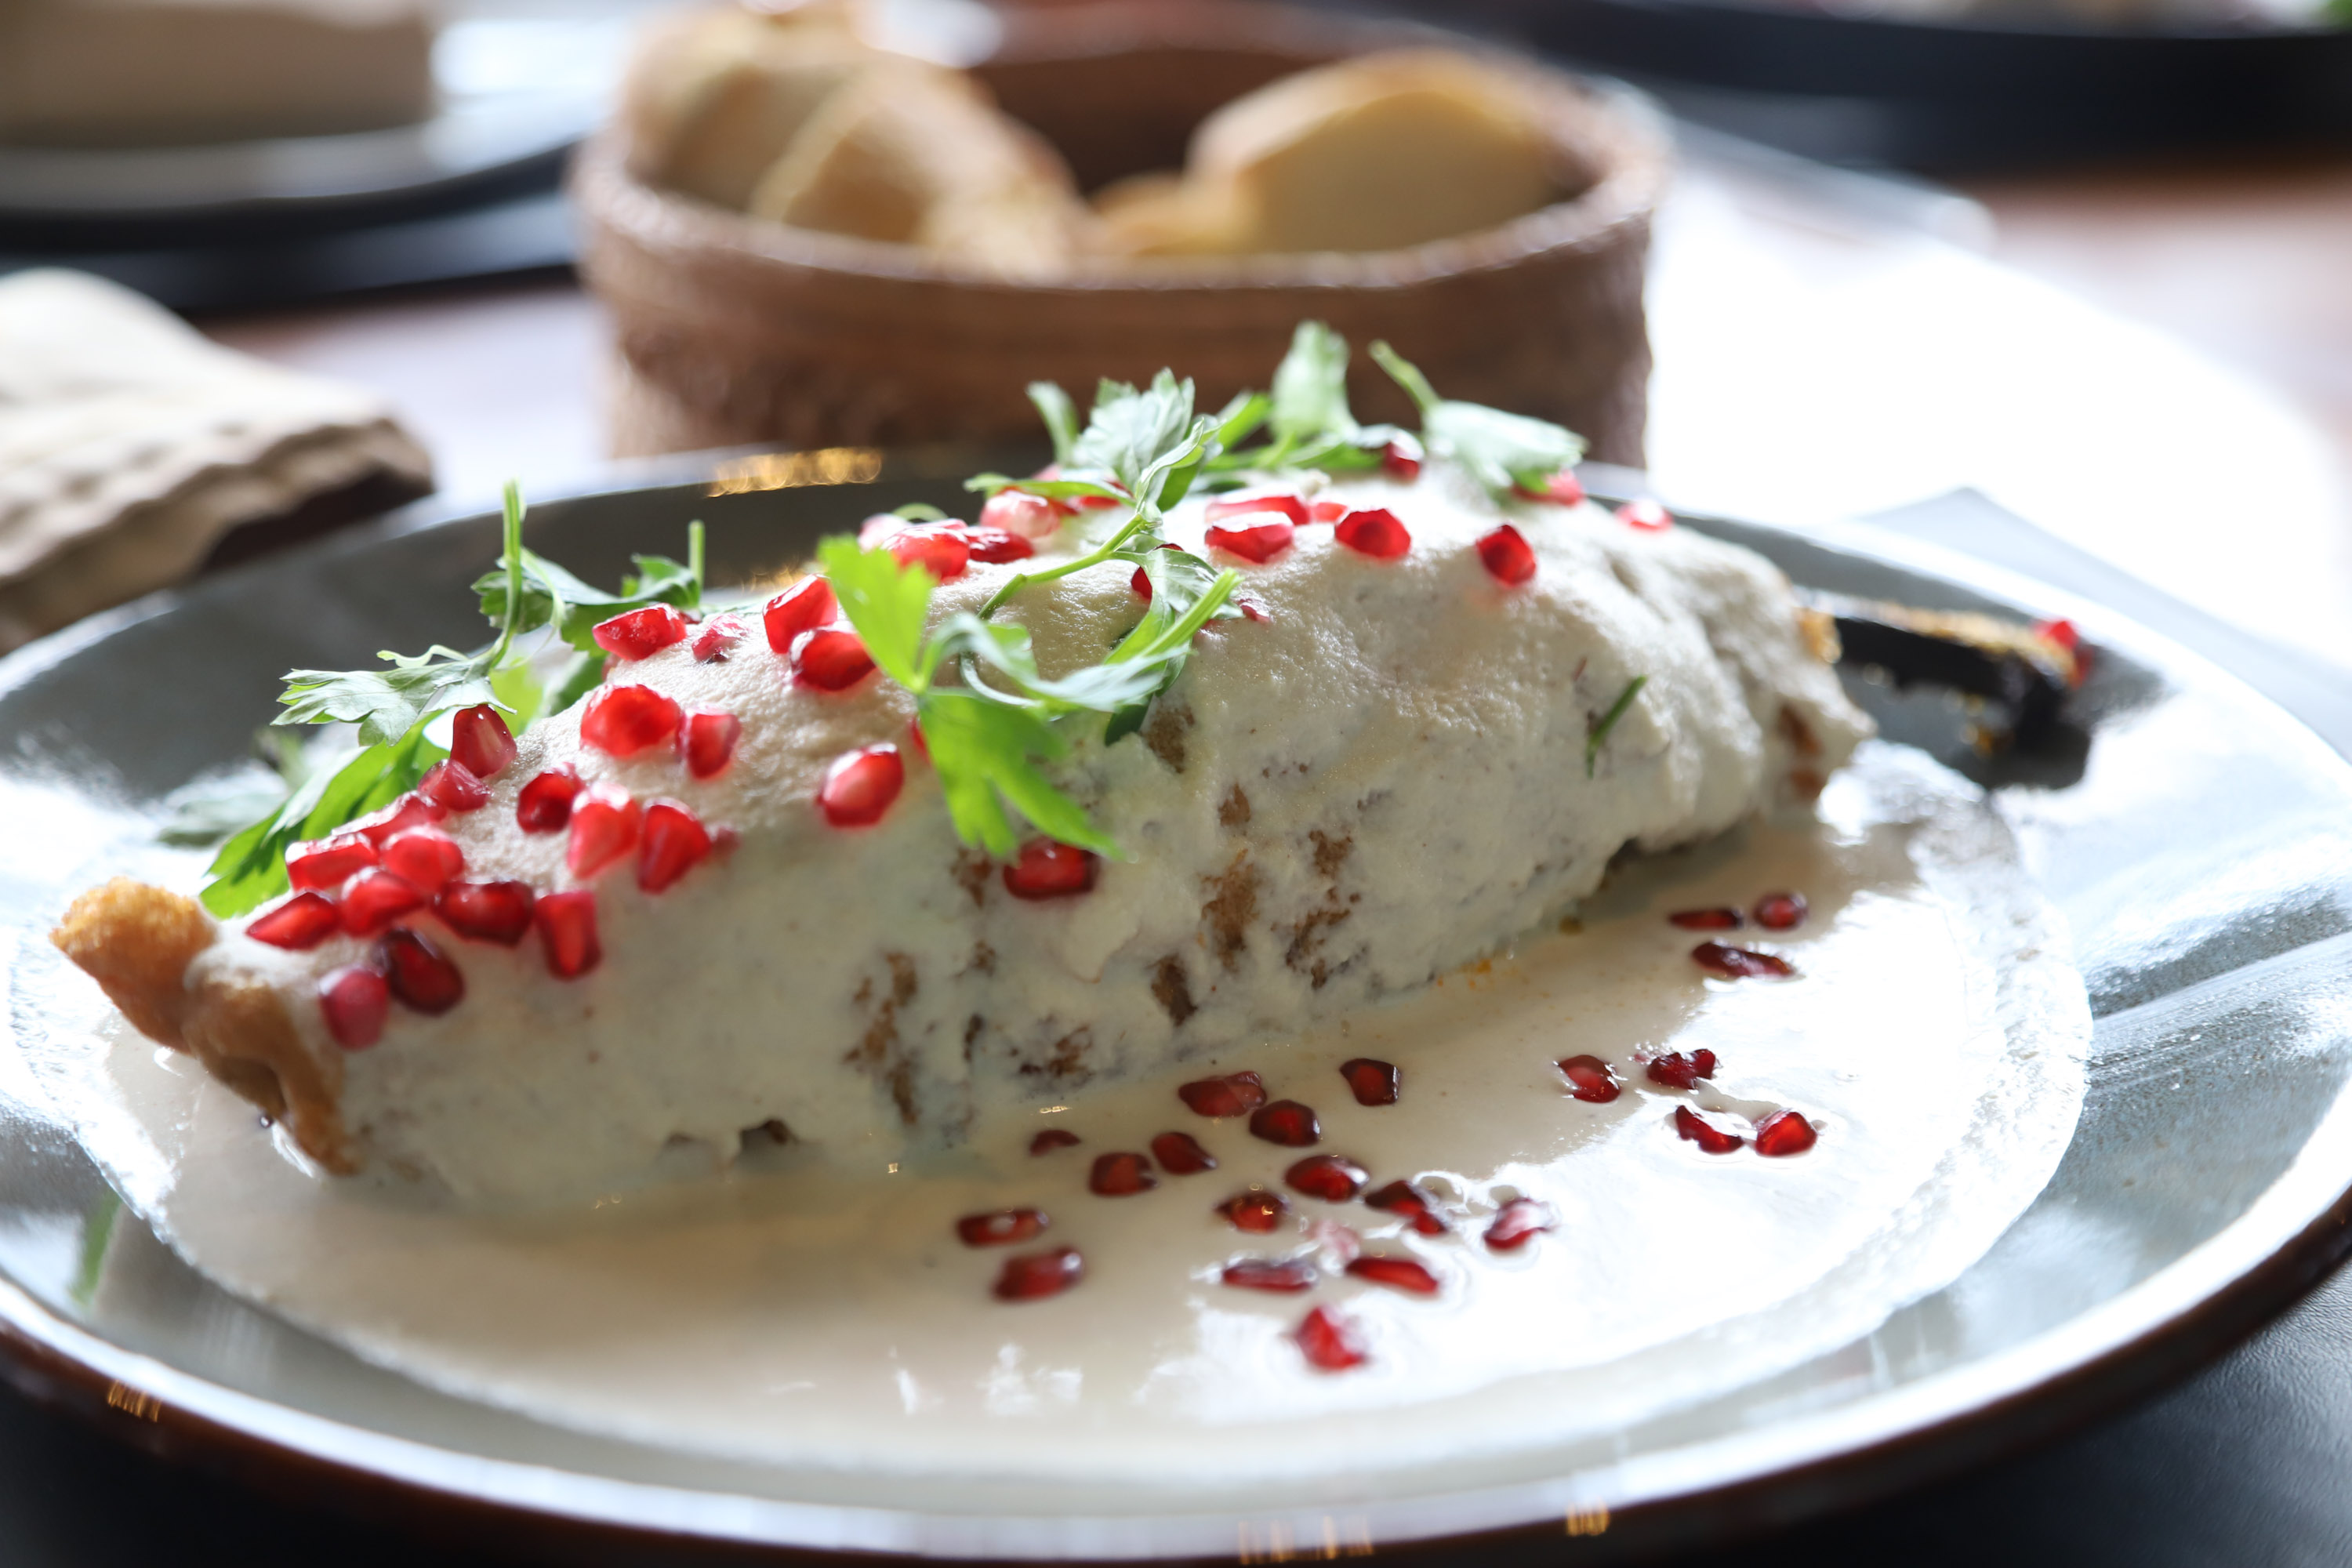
(198, 147, 2352, 673)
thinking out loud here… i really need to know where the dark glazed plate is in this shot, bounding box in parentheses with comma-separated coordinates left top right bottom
(3, 453, 2352, 1561)
(1421, 0, 2352, 169)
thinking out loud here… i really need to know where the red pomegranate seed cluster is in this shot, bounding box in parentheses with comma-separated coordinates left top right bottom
(1669, 906, 1743, 931)
(1223, 1257, 1318, 1293)
(1646, 1049, 1719, 1090)
(957, 1208, 1047, 1247)
(1692, 942, 1796, 980)
(1178, 1072, 1266, 1118)
(1332, 509, 1410, 561)
(1149, 1131, 1217, 1174)
(1003, 840, 1098, 900)
(1287, 1154, 1368, 1203)
(1616, 499, 1674, 532)
(1477, 524, 1536, 586)
(1753, 891, 1807, 931)
(1364, 1181, 1449, 1236)
(1514, 470, 1584, 506)
(1558, 1054, 1620, 1104)
(1204, 520, 1294, 564)
(1029, 1128, 1081, 1154)
(1339, 1057, 1399, 1106)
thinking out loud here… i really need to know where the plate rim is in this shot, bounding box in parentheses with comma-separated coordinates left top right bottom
(5, 460, 2352, 1562)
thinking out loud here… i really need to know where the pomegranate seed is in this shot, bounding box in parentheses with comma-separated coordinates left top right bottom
(338, 869, 423, 937)
(1178, 1072, 1266, 1118)
(1476, 524, 1536, 586)
(1250, 1099, 1321, 1146)
(763, 578, 837, 653)
(1348, 1255, 1439, 1294)
(818, 745, 902, 827)
(1286, 1154, 1367, 1202)
(1222, 1257, 1316, 1293)
(683, 709, 741, 779)
(691, 614, 746, 662)
(379, 828, 463, 896)
(318, 964, 389, 1049)
(1294, 1305, 1367, 1371)
(1030, 1127, 1081, 1154)
(957, 1208, 1047, 1247)
(1334, 508, 1411, 560)
(1692, 942, 1795, 980)
(1511, 470, 1583, 506)
(516, 766, 584, 833)
(1090, 1151, 1156, 1196)
(1485, 1198, 1555, 1251)
(1559, 1054, 1620, 1103)
(535, 888, 601, 978)
(1755, 1109, 1818, 1156)
(418, 759, 489, 813)
(1205, 492, 1310, 530)
(382, 927, 464, 1014)
(792, 628, 874, 691)
(979, 490, 1062, 540)
(2034, 616, 2091, 684)
(1237, 596, 1272, 623)
(581, 684, 684, 757)
(1204, 521, 1294, 564)
(637, 799, 713, 892)
(247, 891, 339, 950)
(887, 524, 971, 583)
(352, 793, 445, 848)
(1339, 1057, 1399, 1106)
(1670, 907, 1744, 930)
(593, 604, 690, 660)
(434, 880, 535, 946)
(1675, 1105, 1745, 1153)
(1364, 1180, 1449, 1236)
(1309, 499, 1348, 522)
(1381, 439, 1422, 480)
(1754, 891, 1808, 931)
(960, 525, 1036, 564)
(1647, 1049, 1719, 1090)
(1150, 1131, 1216, 1174)
(566, 782, 641, 880)
(449, 705, 517, 779)
(1002, 840, 1098, 899)
(993, 1247, 1083, 1301)
(287, 833, 376, 891)
(1617, 499, 1673, 532)
(1217, 1189, 1289, 1232)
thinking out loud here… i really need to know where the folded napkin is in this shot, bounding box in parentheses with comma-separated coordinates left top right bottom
(0, 268, 433, 651)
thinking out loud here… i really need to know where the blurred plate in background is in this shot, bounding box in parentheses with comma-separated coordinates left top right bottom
(1427, 0, 2352, 169)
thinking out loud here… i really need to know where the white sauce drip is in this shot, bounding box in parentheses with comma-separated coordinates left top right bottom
(79, 748, 2087, 1483)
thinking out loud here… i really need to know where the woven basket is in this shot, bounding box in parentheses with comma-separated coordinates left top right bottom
(575, 1, 1669, 466)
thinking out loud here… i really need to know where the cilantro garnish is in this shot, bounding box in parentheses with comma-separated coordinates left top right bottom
(1586, 675, 1649, 779)
(1369, 339, 1585, 497)
(196, 484, 705, 918)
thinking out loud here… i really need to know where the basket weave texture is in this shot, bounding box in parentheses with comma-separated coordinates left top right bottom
(575, 2, 1668, 466)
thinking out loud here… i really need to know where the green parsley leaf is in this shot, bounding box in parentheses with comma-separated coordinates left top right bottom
(1586, 675, 1648, 779)
(1370, 340, 1586, 495)
(816, 535, 935, 691)
(1269, 320, 1359, 445)
(916, 690, 1119, 859)
(200, 719, 445, 916)
(1029, 382, 1080, 466)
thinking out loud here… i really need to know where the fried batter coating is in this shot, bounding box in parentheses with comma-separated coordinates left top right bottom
(51, 879, 355, 1173)
(49, 878, 212, 1047)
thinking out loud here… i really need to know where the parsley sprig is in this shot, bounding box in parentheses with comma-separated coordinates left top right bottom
(1368, 340, 1585, 496)
(197, 484, 704, 918)
(832, 373, 1247, 856)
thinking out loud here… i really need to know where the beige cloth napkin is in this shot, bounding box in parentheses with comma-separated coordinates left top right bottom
(0, 268, 433, 650)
